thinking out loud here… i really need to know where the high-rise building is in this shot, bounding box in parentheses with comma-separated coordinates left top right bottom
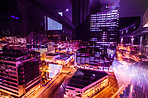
(74, 10, 119, 71)
(90, 10, 119, 46)
(0, 49, 40, 97)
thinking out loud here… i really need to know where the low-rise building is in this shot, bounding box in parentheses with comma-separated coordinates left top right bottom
(46, 63, 62, 79)
(54, 53, 74, 65)
(75, 47, 112, 71)
(45, 53, 74, 65)
(65, 69, 109, 98)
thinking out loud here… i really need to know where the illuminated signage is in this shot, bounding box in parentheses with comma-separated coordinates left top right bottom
(48, 64, 62, 78)
(45, 16, 62, 31)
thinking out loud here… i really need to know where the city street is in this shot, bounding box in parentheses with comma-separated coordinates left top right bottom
(131, 61, 148, 98)
(25, 45, 148, 98)
(92, 73, 119, 98)
(29, 61, 76, 98)
(114, 45, 148, 98)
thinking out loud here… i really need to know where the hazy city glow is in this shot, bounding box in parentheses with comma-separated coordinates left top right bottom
(0, 0, 147, 98)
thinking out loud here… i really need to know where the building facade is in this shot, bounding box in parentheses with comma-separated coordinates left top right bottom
(74, 47, 113, 71)
(0, 49, 40, 97)
(90, 10, 119, 46)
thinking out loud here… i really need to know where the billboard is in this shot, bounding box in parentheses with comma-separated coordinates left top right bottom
(45, 16, 62, 30)
(48, 64, 62, 78)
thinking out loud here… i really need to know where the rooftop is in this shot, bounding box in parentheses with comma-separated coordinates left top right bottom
(55, 56, 69, 60)
(0, 50, 27, 58)
(77, 47, 106, 54)
(46, 53, 59, 56)
(67, 68, 108, 89)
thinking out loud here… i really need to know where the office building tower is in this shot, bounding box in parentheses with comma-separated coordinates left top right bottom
(90, 10, 119, 46)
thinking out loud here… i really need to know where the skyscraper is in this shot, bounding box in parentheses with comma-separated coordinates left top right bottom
(90, 10, 119, 46)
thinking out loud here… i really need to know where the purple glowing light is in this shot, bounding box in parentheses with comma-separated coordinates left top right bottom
(15, 17, 19, 19)
(11, 15, 15, 18)
(11, 15, 19, 20)
(66, 9, 69, 12)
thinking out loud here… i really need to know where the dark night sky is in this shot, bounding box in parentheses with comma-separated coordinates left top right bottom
(119, 0, 148, 17)
(39, 0, 72, 21)
(38, 0, 148, 21)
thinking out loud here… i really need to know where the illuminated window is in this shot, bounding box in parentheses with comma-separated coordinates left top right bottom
(58, 12, 63, 16)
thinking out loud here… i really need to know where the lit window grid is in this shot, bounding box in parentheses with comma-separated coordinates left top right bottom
(90, 11, 119, 31)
